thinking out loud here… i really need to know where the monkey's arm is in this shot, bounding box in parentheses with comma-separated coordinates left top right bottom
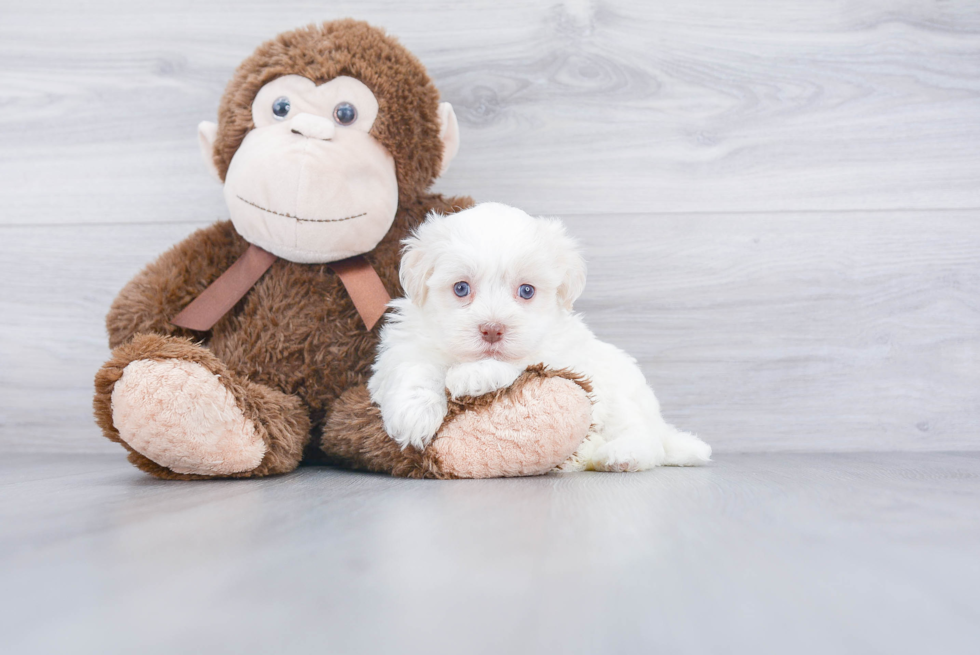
(322, 366, 593, 479)
(106, 221, 248, 349)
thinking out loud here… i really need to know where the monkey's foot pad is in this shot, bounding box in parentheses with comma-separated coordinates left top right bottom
(111, 359, 267, 476)
(432, 369, 593, 478)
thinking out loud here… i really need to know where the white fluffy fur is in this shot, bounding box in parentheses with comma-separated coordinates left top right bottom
(368, 202, 711, 471)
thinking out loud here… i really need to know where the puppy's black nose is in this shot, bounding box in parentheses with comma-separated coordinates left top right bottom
(479, 322, 505, 344)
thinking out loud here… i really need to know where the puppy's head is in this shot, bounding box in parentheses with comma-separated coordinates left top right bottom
(400, 202, 586, 362)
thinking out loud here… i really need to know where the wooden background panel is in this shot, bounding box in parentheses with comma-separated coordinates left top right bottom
(567, 211, 980, 452)
(2, 0, 979, 226)
(0, 223, 209, 454)
(2, 0, 978, 455)
(2, 211, 977, 454)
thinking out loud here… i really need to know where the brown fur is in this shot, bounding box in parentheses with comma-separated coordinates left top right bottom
(93, 20, 589, 480)
(97, 193, 469, 478)
(320, 366, 593, 479)
(320, 386, 449, 479)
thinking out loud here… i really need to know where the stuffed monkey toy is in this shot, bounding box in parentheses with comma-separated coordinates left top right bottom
(92, 20, 592, 479)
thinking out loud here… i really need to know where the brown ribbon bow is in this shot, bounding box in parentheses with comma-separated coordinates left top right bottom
(171, 244, 391, 332)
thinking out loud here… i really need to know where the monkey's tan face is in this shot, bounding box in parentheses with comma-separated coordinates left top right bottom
(221, 75, 398, 263)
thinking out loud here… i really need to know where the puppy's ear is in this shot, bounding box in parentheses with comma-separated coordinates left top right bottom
(549, 221, 587, 310)
(399, 235, 434, 306)
(558, 250, 587, 310)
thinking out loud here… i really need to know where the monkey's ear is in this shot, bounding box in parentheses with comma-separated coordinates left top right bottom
(436, 103, 460, 177)
(197, 121, 222, 183)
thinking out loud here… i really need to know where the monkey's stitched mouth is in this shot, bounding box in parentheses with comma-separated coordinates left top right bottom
(236, 195, 366, 223)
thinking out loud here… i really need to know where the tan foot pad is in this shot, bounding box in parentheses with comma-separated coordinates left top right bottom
(111, 359, 266, 476)
(432, 374, 592, 478)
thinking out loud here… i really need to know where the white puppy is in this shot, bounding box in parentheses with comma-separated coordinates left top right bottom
(368, 203, 711, 471)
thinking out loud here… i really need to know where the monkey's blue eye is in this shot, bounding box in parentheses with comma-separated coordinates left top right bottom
(518, 284, 535, 299)
(333, 102, 357, 125)
(272, 96, 291, 120)
(453, 281, 470, 297)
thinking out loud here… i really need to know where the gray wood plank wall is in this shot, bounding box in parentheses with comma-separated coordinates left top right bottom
(1, 0, 978, 454)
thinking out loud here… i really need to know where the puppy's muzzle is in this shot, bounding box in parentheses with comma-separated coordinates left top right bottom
(479, 322, 506, 344)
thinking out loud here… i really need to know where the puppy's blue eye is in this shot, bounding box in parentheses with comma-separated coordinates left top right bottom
(518, 284, 535, 299)
(453, 281, 470, 297)
(333, 102, 357, 125)
(272, 96, 291, 119)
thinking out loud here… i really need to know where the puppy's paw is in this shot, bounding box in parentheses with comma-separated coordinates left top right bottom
(591, 436, 665, 472)
(662, 430, 712, 466)
(445, 359, 523, 399)
(382, 389, 448, 451)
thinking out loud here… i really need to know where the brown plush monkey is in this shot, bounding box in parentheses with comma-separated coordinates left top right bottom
(92, 20, 592, 479)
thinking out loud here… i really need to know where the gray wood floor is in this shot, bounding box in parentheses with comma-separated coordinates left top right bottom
(2, 452, 979, 655)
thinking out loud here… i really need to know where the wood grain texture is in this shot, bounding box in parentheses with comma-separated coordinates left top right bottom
(1, 0, 979, 224)
(1, 1, 978, 455)
(2, 211, 977, 453)
(2, 452, 979, 654)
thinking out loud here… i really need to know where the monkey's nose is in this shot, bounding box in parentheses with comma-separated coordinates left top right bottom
(479, 322, 506, 344)
(289, 113, 335, 141)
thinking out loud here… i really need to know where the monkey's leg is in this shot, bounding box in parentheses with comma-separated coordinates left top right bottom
(94, 334, 311, 480)
(320, 366, 592, 479)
